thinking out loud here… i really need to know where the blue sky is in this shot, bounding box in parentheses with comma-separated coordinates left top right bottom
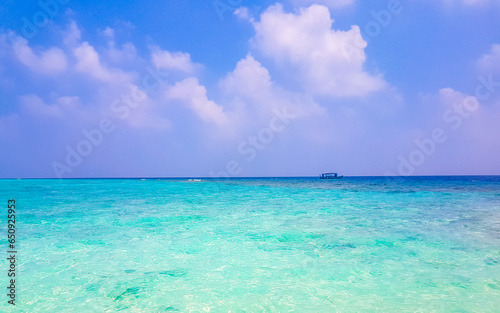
(1, 0, 499, 178)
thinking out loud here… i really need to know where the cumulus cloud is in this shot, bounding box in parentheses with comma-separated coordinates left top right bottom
(106, 42, 138, 65)
(165, 77, 228, 125)
(220, 55, 272, 100)
(251, 4, 386, 98)
(290, 0, 354, 9)
(19, 94, 81, 118)
(19, 95, 62, 117)
(477, 44, 500, 73)
(73, 41, 133, 84)
(63, 20, 81, 46)
(220, 55, 323, 119)
(11, 37, 67, 74)
(101, 27, 115, 38)
(151, 47, 200, 74)
(438, 87, 474, 106)
(234, 7, 251, 21)
(1, 20, 203, 134)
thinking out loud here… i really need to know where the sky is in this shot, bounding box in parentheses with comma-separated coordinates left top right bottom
(0, 0, 499, 178)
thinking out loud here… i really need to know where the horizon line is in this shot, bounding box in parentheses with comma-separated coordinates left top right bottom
(1, 174, 500, 180)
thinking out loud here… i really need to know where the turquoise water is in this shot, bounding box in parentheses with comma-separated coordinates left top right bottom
(1, 176, 499, 312)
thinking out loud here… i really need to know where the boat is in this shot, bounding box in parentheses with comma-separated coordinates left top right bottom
(319, 173, 343, 179)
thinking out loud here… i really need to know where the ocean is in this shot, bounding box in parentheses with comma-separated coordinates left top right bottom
(1, 176, 499, 312)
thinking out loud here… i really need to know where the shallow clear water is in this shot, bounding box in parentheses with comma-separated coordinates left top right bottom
(1, 176, 499, 312)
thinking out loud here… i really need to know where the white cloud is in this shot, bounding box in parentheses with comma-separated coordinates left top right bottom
(234, 7, 251, 20)
(19, 94, 81, 118)
(73, 41, 132, 83)
(102, 27, 115, 38)
(221, 54, 272, 99)
(290, 0, 354, 9)
(220, 54, 323, 119)
(477, 44, 500, 73)
(63, 21, 81, 46)
(151, 47, 199, 74)
(438, 87, 472, 105)
(11, 37, 67, 74)
(106, 42, 138, 64)
(166, 77, 228, 125)
(20, 95, 62, 117)
(4, 18, 215, 134)
(251, 4, 386, 98)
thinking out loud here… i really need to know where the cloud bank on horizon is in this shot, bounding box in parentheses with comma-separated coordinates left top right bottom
(0, 0, 499, 177)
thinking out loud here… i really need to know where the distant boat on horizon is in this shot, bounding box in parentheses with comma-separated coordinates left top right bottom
(319, 173, 343, 179)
